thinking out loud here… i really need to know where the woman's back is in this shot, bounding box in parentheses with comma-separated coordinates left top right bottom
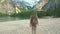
(30, 11, 38, 27)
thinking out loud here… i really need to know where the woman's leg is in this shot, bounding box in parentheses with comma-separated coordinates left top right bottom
(32, 26, 34, 34)
(32, 26, 36, 34)
(34, 26, 36, 34)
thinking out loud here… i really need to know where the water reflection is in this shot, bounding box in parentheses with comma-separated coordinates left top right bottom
(0, 17, 21, 22)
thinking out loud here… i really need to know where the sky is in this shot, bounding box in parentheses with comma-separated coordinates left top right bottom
(13, 0, 40, 7)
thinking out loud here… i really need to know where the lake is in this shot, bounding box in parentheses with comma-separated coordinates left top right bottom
(0, 17, 21, 22)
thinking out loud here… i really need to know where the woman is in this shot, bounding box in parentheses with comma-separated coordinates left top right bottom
(30, 11, 38, 34)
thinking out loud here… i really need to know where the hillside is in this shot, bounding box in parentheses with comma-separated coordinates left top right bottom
(34, 0, 60, 10)
(34, 0, 49, 10)
(0, 0, 28, 14)
(42, 0, 60, 10)
(13, 1, 28, 10)
(0, 0, 15, 14)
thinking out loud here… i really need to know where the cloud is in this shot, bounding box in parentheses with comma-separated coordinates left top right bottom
(14, 0, 40, 7)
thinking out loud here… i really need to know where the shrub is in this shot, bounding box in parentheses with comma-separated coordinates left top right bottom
(53, 4, 60, 17)
(10, 10, 47, 18)
(0, 13, 9, 17)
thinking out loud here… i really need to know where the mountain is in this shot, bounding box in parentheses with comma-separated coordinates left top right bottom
(34, 0, 49, 10)
(13, 1, 28, 10)
(0, 0, 28, 14)
(0, 0, 15, 14)
(42, 0, 60, 10)
(34, 0, 60, 10)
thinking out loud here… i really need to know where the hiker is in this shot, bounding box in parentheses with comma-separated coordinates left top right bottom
(30, 11, 38, 34)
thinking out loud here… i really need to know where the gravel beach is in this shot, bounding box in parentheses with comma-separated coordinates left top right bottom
(0, 18, 60, 34)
